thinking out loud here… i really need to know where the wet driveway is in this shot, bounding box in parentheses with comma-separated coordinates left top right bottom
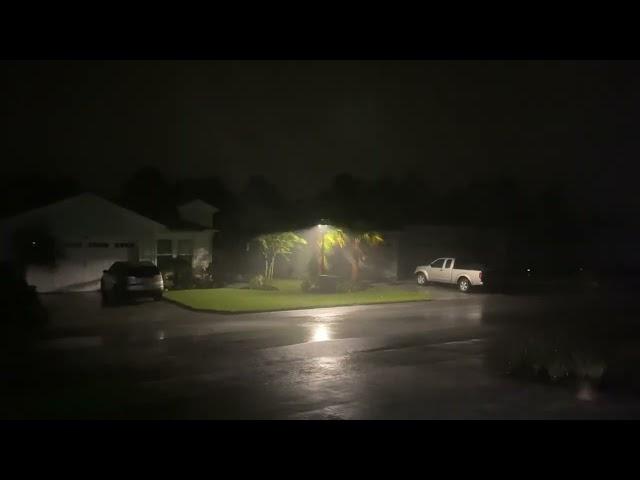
(3, 288, 640, 419)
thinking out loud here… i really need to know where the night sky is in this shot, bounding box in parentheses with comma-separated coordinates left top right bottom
(1, 60, 639, 214)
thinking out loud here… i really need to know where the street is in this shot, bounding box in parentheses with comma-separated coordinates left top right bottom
(3, 287, 640, 419)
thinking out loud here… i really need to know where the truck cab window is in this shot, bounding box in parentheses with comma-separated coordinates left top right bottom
(430, 259, 445, 268)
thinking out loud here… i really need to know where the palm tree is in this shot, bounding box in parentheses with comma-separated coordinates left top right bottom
(317, 226, 347, 274)
(318, 227, 384, 281)
(343, 231, 384, 281)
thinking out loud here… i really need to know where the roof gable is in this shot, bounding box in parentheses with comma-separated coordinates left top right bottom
(178, 199, 220, 213)
(0, 193, 167, 233)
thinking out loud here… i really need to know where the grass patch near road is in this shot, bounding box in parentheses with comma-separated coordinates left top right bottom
(165, 279, 430, 313)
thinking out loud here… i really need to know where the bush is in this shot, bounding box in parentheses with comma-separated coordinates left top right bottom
(301, 279, 313, 292)
(192, 262, 215, 288)
(486, 325, 608, 385)
(174, 261, 194, 289)
(249, 274, 265, 289)
(159, 257, 195, 290)
(306, 257, 320, 279)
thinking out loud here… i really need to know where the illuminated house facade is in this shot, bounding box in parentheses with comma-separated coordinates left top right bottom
(0, 193, 218, 292)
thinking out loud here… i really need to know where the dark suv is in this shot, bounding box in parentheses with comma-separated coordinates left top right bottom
(100, 261, 164, 304)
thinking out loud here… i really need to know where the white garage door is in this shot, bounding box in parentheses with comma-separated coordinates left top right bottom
(27, 241, 138, 292)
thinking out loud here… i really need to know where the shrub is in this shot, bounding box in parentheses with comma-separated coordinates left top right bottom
(159, 257, 194, 290)
(486, 326, 608, 385)
(306, 257, 320, 279)
(249, 274, 265, 289)
(192, 261, 215, 288)
(301, 279, 313, 292)
(193, 248, 212, 278)
(175, 273, 195, 290)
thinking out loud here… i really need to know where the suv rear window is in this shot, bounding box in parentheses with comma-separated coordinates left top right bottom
(126, 264, 160, 277)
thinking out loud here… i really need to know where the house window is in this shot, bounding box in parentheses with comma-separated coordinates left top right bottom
(156, 239, 173, 272)
(157, 239, 172, 255)
(177, 239, 193, 267)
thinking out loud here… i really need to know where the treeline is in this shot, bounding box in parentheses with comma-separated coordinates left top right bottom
(114, 168, 608, 236)
(0, 168, 608, 236)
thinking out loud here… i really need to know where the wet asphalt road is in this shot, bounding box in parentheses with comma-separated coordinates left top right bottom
(4, 287, 640, 419)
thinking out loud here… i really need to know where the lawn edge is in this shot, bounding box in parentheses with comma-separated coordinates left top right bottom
(162, 295, 432, 315)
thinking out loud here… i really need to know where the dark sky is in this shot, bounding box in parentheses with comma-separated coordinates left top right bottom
(1, 60, 639, 213)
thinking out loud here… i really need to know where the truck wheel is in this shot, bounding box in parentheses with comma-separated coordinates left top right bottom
(416, 273, 428, 286)
(458, 277, 471, 293)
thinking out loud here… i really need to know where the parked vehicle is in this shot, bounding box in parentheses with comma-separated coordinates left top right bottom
(414, 257, 484, 292)
(100, 261, 164, 304)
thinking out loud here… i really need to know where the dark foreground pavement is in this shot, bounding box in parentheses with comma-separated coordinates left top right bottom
(3, 287, 640, 419)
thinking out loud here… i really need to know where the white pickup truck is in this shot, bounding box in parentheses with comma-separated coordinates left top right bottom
(414, 257, 484, 292)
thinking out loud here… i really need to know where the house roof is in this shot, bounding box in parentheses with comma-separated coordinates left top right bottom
(178, 198, 220, 213)
(1, 193, 221, 234)
(0, 192, 168, 229)
(162, 218, 218, 232)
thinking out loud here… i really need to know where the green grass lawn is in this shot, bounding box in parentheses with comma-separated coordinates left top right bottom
(164, 279, 430, 313)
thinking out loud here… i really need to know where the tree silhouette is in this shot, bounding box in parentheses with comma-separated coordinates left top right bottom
(120, 166, 178, 222)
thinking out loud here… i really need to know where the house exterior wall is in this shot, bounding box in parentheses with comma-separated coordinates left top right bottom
(152, 231, 214, 268)
(0, 194, 217, 292)
(193, 231, 214, 271)
(177, 201, 218, 229)
(138, 237, 157, 264)
(25, 241, 138, 292)
(0, 195, 165, 246)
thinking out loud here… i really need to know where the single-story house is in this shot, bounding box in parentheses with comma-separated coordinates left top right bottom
(0, 193, 218, 292)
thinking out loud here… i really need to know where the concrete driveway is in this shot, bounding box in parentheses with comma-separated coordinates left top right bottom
(3, 288, 640, 419)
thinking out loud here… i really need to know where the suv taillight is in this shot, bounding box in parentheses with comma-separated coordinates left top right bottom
(479, 271, 483, 281)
